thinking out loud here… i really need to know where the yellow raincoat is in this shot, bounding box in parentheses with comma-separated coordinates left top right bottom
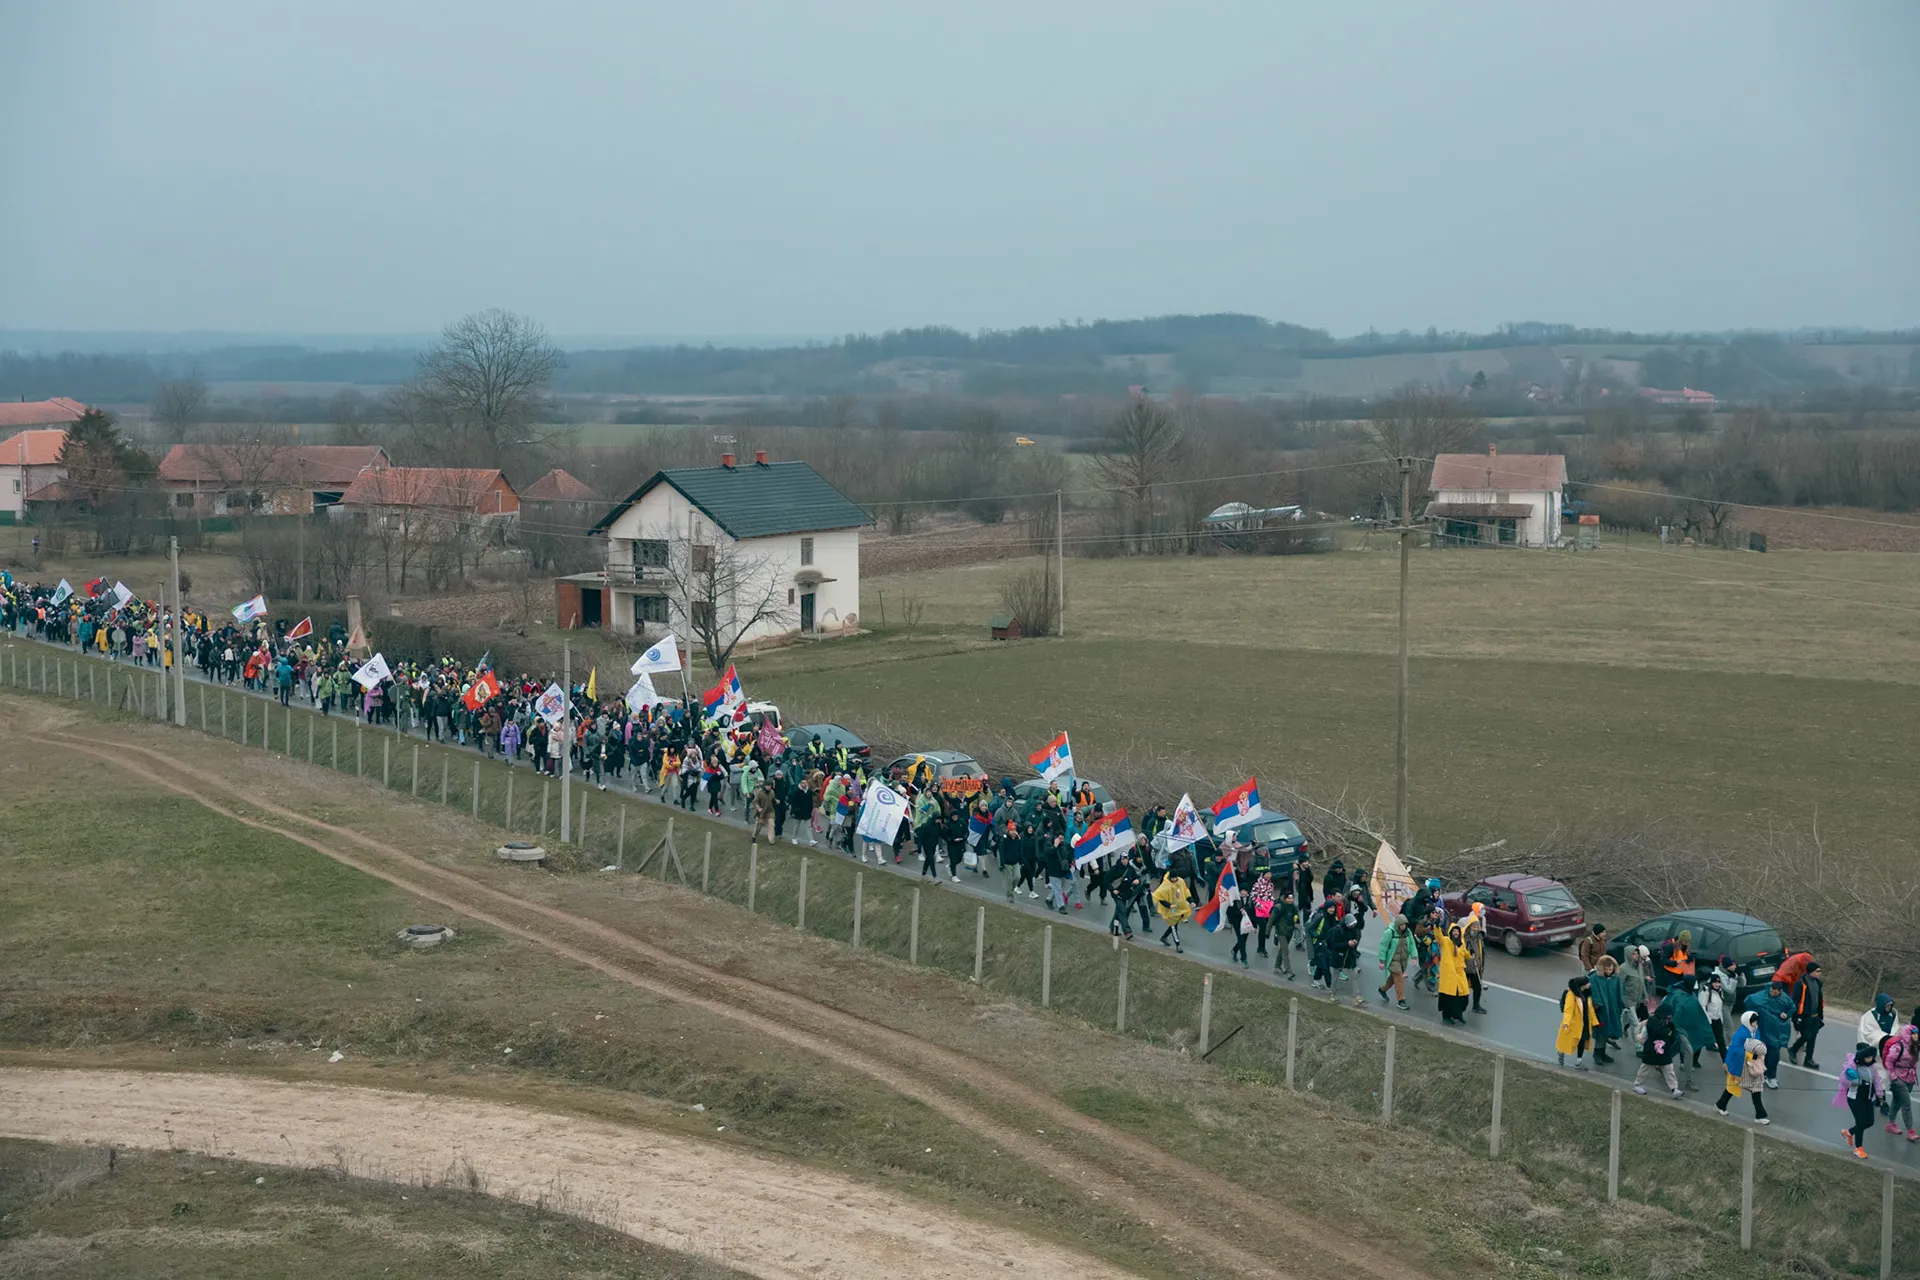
(1555, 988, 1599, 1055)
(1151, 873, 1193, 927)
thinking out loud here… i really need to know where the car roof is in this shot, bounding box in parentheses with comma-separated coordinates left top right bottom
(1480, 873, 1566, 892)
(1660, 908, 1773, 932)
(799, 723, 860, 738)
(896, 750, 976, 764)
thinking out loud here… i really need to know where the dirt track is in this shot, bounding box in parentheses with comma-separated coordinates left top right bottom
(0, 1067, 1132, 1280)
(24, 707, 1422, 1280)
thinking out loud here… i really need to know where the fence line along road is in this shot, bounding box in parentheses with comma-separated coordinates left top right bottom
(3, 632, 1916, 1274)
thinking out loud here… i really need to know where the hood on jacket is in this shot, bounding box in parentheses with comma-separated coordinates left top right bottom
(1739, 1011, 1759, 1033)
(1874, 993, 1896, 1026)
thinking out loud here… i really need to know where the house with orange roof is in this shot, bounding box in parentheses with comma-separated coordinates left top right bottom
(157, 443, 390, 515)
(0, 428, 75, 523)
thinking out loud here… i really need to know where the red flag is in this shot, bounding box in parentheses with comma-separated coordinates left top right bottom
(462, 669, 501, 712)
(287, 616, 313, 640)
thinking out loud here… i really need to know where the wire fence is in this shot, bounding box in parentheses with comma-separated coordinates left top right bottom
(5, 638, 1916, 1277)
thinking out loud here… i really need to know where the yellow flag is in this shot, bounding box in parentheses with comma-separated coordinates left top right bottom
(586, 667, 597, 701)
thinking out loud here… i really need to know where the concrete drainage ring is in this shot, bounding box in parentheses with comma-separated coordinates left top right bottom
(396, 924, 455, 949)
(496, 842, 547, 863)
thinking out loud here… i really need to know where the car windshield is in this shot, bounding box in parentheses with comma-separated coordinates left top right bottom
(1244, 819, 1303, 846)
(1732, 928, 1783, 963)
(1525, 887, 1577, 915)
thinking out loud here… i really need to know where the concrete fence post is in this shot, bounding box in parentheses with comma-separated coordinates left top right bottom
(796, 858, 807, 930)
(1116, 946, 1129, 1033)
(702, 832, 712, 893)
(540, 780, 550, 835)
(972, 906, 985, 983)
(1490, 1055, 1505, 1157)
(284, 702, 291, 753)
(909, 888, 921, 965)
(383, 736, 390, 789)
(505, 772, 515, 830)
(1041, 925, 1053, 1007)
(1382, 1025, 1397, 1125)
(91, 663, 97, 703)
(200, 685, 206, 731)
(411, 744, 420, 797)
(852, 872, 864, 949)
(241, 696, 248, 746)
(1607, 1090, 1622, 1204)
(308, 715, 315, 763)
(579, 791, 588, 847)
(747, 841, 758, 913)
(1199, 973, 1213, 1057)
(616, 805, 626, 870)
(1882, 1170, 1895, 1280)
(440, 756, 449, 805)
(1286, 998, 1298, 1090)
(1740, 1129, 1755, 1250)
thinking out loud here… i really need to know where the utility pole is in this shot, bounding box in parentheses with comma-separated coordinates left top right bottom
(1055, 489, 1066, 638)
(1395, 456, 1412, 861)
(296, 457, 308, 608)
(170, 536, 187, 726)
(561, 639, 572, 843)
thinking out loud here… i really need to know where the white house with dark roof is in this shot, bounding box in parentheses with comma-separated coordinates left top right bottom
(1427, 447, 1567, 548)
(585, 451, 870, 641)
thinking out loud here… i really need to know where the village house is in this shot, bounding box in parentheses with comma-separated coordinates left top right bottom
(157, 443, 390, 515)
(336, 466, 520, 527)
(577, 451, 868, 641)
(0, 400, 90, 524)
(1427, 447, 1567, 548)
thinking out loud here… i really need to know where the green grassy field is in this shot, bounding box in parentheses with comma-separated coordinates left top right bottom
(738, 546, 1920, 883)
(0, 1139, 745, 1279)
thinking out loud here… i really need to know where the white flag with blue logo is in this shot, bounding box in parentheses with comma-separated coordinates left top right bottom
(630, 634, 681, 675)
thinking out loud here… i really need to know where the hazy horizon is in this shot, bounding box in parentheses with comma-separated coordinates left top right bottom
(3, 1, 1916, 339)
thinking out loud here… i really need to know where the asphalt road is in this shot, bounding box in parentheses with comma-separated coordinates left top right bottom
(9, 627, 1916, 1179)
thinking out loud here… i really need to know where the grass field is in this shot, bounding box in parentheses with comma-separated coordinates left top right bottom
(3, 685, 1917, 1277)
(738, 545, 1920, 911)
(0, 1139, 745, 1278)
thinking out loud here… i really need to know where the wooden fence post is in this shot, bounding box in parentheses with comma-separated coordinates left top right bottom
(852, 872, 863, 949)
(1381, 1026, 1397, 1125)
(1607, 1090, 1622, 1204)
(1199, 972, 1213, 1057)
(1286, 999, 1298, 1090)
(1490, 1055, 1505, 1157)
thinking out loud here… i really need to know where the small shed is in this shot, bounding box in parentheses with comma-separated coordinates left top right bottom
(989, 614, 1023, 641)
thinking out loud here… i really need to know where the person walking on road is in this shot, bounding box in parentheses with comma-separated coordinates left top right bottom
(1462, 904, 1488, 1014)
(1633, 989, 1686, 1099)
(1270, 889, 1298, 979)
(1226, 896, 1251, 967)
(1556, 975, 1599, 1070)
(1841, 1045, 1882, 1158)
(1716, 1012, 1770, 1124)
(1859, 993, 1898, 1055)
(1587, 956, 1624, 1066)
(1377, 916, 1415, 1010)
(1787, 961, 1826, 1070)
(1882, 1024, 1919, 1142)
(1152, 870, 1192, 953)
(1577, 923, 1609, 973)
(1744, 981, 1794, 1089)
(1436, 923, 1471, 1025)
(1669, 977, 1717, 1091)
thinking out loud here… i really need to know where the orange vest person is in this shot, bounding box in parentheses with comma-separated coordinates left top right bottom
(1660, 931, 1695, 985)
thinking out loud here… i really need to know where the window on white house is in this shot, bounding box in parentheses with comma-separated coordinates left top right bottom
(800, 536, 814, 566)
(691, 600, 715, 629)
(633, 539, 668, 567)
(634, 594, 670, 624)
(692, 544, 714, 573)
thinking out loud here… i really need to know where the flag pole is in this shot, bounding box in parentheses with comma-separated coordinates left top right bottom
(1395, 455, 1412, 862)
(561, 639, 572, 843)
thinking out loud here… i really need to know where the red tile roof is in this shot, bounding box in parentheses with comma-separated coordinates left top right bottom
(157, 443, 389, 487)
(0, 397, 87, 429)
(1430, 452, 1567, 493)
(339, 467, 519, 514)
(522, 468, 600, 502)
(0, 428, 71, 467)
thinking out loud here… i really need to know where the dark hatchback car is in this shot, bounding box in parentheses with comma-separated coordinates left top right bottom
(1606, 909, 1784, 1003)
(1443, 874, 1585, 956)
(784, 723, 872, 763)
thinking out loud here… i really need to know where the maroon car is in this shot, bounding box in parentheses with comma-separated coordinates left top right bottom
(1442, 873, 1585, 956)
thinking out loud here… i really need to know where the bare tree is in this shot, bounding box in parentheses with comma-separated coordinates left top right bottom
(1093, 399, 1182, 553)
(188, 423, 299, 514)
(151, 378, 209, 445)
(1364, 389, 1485, 518)
(647, 526, 796, 674)
(404, 309, 564, 469)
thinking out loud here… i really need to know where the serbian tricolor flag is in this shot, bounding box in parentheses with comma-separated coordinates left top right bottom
(1211, 777, 1262, 835)
(463, 669, 501, 712)
(967, 811, 991, 848)
(1071, 807, 1135, 868)
(287, 616, 313, 641)
(701, 665, 743, 720)
(1195, 859, 1241, 932)
(1028, 731, 1073, 782)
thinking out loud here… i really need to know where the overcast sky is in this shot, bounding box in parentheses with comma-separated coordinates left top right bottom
(2, 0, 1915, 341)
